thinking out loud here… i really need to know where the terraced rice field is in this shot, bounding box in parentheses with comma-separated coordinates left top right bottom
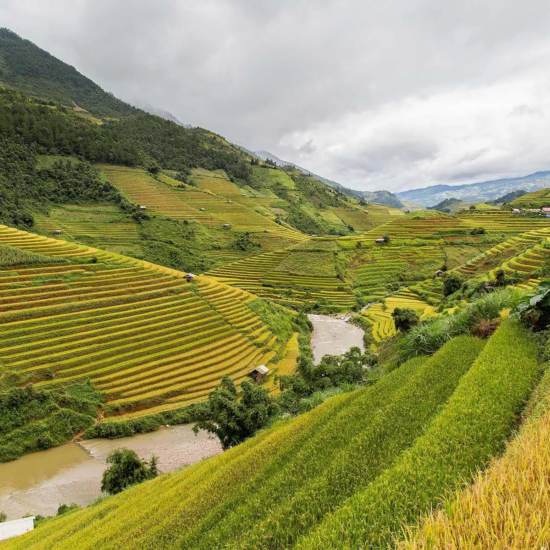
(363, 215, 471, 240)
(510, 187, 550, 207)
(206, 250, 356, 310)
(34, 205, 140, 246)
(101, 165, 306, 242)
(458, 210, 550, 232)
(350, 245, 444, 299)
(360, 290, 435, 347)
(0, 225, 292, 419)
(456, 228, 550, 278)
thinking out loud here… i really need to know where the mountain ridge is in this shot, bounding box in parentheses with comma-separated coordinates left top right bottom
(397, 171, 550, 206)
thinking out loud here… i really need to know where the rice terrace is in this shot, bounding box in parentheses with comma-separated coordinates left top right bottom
(1, 7, 550, 549)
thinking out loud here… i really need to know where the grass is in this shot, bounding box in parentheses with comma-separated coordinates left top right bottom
(401, 365, 550, 549)
(298, 318, 540, 549)
(0, 244, 62, 267)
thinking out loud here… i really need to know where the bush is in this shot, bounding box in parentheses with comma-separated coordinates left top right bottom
(0, 512, 6, 522)
(392, 308, 420, 332)
(193, 377, 278, 450)
(443, 272, 464, 296)
(101, 448, 158, 495)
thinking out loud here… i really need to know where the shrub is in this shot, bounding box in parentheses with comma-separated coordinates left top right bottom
(443, 272, 464, 296)
(101, 448, 158, 495)
(0, 512, 6, 522)
(193, 377, 278, 450)
(392, 308, 420, 332)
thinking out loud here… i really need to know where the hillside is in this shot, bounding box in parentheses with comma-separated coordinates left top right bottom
(4, 315, 544, 549)
(397, 171, 550, 206)
(0, 226, 301, 456)
(0, 28, 139, 118)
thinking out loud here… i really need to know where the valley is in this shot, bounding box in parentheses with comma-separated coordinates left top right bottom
(1, 23, 550, 550)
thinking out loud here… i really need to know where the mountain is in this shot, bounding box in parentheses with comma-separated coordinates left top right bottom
(397, 171, 550, 207)
(133, 101, 193, 128)
(360, 189, 405, 209)
(0, 28, 139, 118)
(254, 150, 361, 196)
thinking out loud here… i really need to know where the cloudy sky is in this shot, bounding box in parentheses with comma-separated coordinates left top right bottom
(2, 0, 550, 192)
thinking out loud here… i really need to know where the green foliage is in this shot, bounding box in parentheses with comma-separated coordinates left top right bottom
(84, 401, 211, 439)
(247, 298, 296, 351)
(442, 271, 464, 296)
(518, 282, 550, 331)
(299, 319, 539, 549)
(101, 448, 159, 495)
(401, 288, 525, 359)
(392, 307, 420, 332)
(0, 512, 6, 523)
(193, 377, 278, 450)
(470, 226, 486, 235)
(0, 243, 61, 267)
(233, 231, 260, 251)
(488, 189, 527, 205)
(0, 29, 138, 118)
(57, 504, 80, 516)
(279, 347, 375, 405)
(0, 381, 102, 462)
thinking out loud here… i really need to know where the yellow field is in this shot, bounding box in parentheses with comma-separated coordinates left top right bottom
(0, 225, 295, 419)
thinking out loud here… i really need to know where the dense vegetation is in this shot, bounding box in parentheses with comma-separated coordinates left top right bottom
(0, 28, 139, 118)
(0, 381, 102, 462)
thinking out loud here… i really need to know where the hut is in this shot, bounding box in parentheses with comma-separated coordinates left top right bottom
(435, 269, 444, 277)
(199, 207, 206, 211)
(310, 234, 318, 237)
(227, 200, 232, 204)
(375, 238, 385, 244)
(139, 205, 147, 210)
(264, 212, 270, 217)
(185, 273, 196, 282)
(223, 223, 231, 229)
(542, 207, 550, 214)
(264, 229, 269, 233)
(511, 208, 521, 214)
(248, 365, 269, 383)
(53, 229, 62, 235)
(241, 193, 246, 197)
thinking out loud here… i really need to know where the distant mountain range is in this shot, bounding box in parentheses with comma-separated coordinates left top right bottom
(397, 171, 550, 207)
(254, 150, 406, 209)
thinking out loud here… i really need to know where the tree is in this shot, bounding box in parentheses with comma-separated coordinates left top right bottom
(101, 448, 158, 495)
(469, 205, 476, 210)
(383, 234, 391, 243)
(443, 272, 464, 296)
(193, 377, 277, 450)
(391, 308, 419, 332)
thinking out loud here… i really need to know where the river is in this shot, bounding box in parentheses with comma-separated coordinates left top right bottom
(308, 314, 365, 364)
(0, 424, 222, 520)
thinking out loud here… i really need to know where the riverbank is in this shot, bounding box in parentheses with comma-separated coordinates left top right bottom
(0, 424, 222, 520)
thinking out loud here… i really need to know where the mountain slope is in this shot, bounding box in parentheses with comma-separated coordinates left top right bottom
(397, 171, 550, 206)
(3, 320, 539, 550)
(0, 28, 139, 118)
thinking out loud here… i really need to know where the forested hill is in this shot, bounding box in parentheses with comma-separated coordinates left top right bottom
(0, 28, 138, 118)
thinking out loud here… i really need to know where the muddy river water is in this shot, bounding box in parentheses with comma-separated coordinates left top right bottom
(308, 314, 365, 364)
(0, 424, 222, 520)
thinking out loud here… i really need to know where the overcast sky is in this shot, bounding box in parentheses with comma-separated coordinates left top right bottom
(2, 0, 550, 192)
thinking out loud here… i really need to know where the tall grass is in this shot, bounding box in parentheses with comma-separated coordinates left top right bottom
(400, 287, 525, 359)
(297, 318, 540, 549)
(0, 243, 61, 267)
(401, 366, 550, 549)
